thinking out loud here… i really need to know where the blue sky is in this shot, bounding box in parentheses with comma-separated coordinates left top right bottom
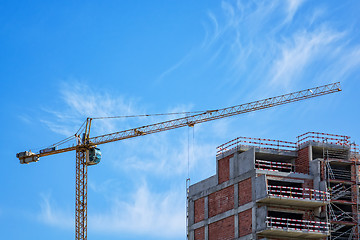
(1, 0, 360, 239)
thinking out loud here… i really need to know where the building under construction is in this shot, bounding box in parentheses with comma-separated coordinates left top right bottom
(187, 132, 360, 240)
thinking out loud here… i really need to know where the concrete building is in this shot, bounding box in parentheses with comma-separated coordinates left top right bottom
(187, 132, 359, 240)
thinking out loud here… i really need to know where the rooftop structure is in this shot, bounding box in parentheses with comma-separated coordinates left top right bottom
(187, 132, 359, 240)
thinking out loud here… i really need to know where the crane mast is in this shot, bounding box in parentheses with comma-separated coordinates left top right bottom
(16, 82, 341, 240)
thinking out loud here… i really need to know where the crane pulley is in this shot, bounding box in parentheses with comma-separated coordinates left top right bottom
(16, 82, 341, 240)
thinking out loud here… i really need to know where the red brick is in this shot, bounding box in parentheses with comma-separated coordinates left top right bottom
(320, 161, 326, 181)
(351, 164, 357, 182)
(194, 198, 205, 223)
(239, 209, 252, 237)
(303, 179, 313, 189)
(303, 210, 314, 221)
(208, 186, 234, 218)
(209, 216, 234, 240)
(239, 178, 252, 205)
(218, 154, 233, 184)
(194, 227, 205, 240)
(295, 147, 310, 174)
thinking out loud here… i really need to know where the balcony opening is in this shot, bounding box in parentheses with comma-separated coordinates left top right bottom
(268, 210, 302, 220)
(268, 179, 302, 188)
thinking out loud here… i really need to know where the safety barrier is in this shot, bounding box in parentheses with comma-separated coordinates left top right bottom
(217, 136, 296, 155)
(266, 216, 329, 234)
(256, 159, 293, 172)
(268, 185, 330, 202)
(297, 132, 351, 147)
(217, 132, 359, 158)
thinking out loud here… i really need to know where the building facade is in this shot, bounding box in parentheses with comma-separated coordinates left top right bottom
(187, 132, 359, 240)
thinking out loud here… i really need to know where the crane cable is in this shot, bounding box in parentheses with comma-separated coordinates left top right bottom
(91, 110, 205, 120)
(37, 110, 203, 152)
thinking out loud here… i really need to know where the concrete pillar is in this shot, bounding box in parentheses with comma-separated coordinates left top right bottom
(205, 225, 208, 240)
(230, 152, 239, 179)
(204, 196, 208, 219)
(234, 183, 239, 209)
(234, 213, 239, 238)
(189, 200, 194, 225)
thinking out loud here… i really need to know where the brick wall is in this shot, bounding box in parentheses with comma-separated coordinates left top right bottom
(194, 197, 205, 223)
(208, 186, 234, 218)
(320, 161, 325, 181)
(239, 209, 252, 237)
(296, 147, 310, 174)
(218, 154, 233, 184)
(351, 164, 356, 182)
(194, 227, 205, 240)
(303, 179, 313, 189)
(303, 210, 315, 221)
(209, 216, 234, 240)
(352, 185, 358, 203)
(239, 178, 252, 206)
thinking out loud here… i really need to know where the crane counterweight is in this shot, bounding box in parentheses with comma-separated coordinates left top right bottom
(16, 151, 39, 164)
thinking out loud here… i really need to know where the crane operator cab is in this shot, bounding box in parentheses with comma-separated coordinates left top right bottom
(87, 147, 101, 166)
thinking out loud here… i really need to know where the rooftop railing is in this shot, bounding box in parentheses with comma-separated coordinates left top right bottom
(217, 136, 296, 155)
(217, 132, 359, 157)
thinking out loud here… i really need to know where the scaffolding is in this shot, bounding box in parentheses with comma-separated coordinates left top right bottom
(295, 131, 360, 240)
(315, 132, 360, 240)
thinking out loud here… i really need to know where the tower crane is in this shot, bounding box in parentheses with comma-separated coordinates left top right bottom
(16, 82, 341, 240)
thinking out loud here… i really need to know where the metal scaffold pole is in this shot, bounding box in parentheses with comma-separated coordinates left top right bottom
(75, 149, 88, 240)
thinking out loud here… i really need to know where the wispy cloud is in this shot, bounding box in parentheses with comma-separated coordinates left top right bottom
(37, 184, 185, 238)
(156, 52, 192, 83)
(284, 0, 305, 23)
(118, 131, 215, 177)
(269, 28, 345, 89)
(41, 81, 141, 138)
(90, 182, 185, 237)
(37, 193, 73, 229)
(195, 0, 360, 102)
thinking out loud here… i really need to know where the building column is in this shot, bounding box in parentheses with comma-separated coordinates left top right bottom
(204, 196, 208, 240)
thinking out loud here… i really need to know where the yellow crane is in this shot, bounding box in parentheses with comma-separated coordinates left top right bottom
(16, 82, 341, 240)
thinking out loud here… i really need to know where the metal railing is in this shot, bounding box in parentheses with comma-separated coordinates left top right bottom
(268, 185, 330, 202)
(217, 132, 359, 157)
(266, 216, 329, 234)
(256, 159, 293, 172)
(297, 132, 351, 147)
(217, 136, 296, 155)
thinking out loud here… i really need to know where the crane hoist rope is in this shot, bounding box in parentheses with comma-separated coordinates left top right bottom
(16, 82, 342, 240)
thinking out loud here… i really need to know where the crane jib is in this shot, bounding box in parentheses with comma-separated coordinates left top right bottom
(88, 82, 341, 146)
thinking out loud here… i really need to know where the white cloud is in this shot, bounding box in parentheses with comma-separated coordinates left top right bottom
(269, 28, 344, 89)
(116, 129, 215, 178)
(37, 193, 73, 229)
(156, 51, 193, 84)
(90, 183, 185, 237)
(42, 81, 142, 138)
(37, 184, 186, 238)
(285, 0, 305, 23)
